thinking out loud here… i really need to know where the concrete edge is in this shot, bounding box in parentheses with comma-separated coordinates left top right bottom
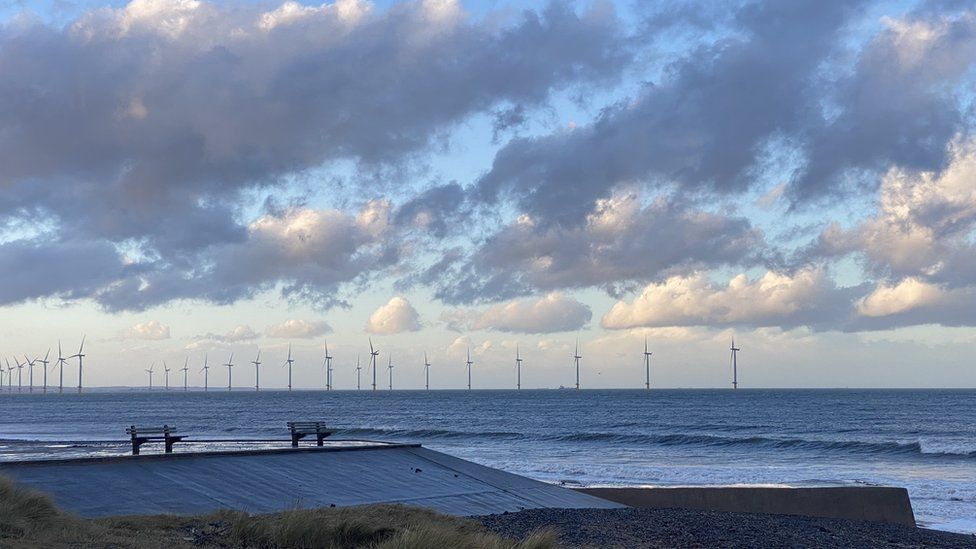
(0, 441, 422, 468)
(574, 487, 916, 527)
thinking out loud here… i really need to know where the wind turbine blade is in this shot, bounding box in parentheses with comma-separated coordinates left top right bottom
(79, 335, 86, 354)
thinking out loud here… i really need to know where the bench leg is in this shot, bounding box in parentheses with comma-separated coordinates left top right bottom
(132, 439, 143, 455)
(291, 433, 301, 447)
(165, 438, 175, 453)
(316, 433, 325, 446)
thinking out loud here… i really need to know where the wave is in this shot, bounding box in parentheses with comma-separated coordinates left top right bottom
(556, 432, 976, 459)
(327, 428, 976, 460)
(334, 427, 527, 441)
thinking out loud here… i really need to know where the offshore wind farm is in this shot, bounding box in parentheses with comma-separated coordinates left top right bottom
(0, 336, 734, 392)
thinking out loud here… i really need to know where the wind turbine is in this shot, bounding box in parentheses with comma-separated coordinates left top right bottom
(200, 354, 210, 392)
(163, 361, 171, 390)
(24, 354, 35, 393)
(251, 349, 262, 391)
(180, 357, 189, 391)
(14, 357, 23, 392)
(424, 352, 430, 391)
(355, 354, 362, 390)
(369, 339, 379, 391)
(516, 345, 523, 391)
(730, 338, 741, 389)
(5, 359, 14, 392)
(38, 348, 50, 393)
(224, 353, 234, 391)
(146, 363, 155, 390)
(56, 341, 67, 394)
(69, 336, 85, 393)
(387, 354, 394, 390)
(465, 348, 473, 390)
(574, 339, 582, 390)
(323, 340, 333, 391)
(283, 345, 294, 391)
(644, 337, 653, 390)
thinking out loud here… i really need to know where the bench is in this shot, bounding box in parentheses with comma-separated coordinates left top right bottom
(287, 421, 333, 447)
(126, 425, 183, 455)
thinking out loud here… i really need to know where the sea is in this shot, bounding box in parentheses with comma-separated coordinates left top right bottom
(0, 389, 973, 534)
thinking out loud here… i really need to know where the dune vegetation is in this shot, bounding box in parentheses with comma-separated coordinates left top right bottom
(0, 476, 555, 548)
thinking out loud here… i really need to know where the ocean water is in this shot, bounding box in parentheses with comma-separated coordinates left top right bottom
(0, 389, 973, 533)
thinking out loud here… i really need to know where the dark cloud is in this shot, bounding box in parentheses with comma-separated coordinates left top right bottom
(0, 0, 631, 310)
(433, 192, 764, 304)
(474, 1, 976, 225)
(0, 238, 128, 305)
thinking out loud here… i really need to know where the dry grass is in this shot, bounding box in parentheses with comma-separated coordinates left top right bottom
(0, 476, 557, 548)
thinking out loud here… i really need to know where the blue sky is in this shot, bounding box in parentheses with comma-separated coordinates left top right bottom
(1, 0, 975, 389)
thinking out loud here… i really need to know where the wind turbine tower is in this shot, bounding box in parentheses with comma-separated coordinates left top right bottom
(14, 357, 23, 392)
(252, 350, 262, 391)
(324, 340, 333, 391)
(424, 352, 430, 391)
(284, 345, 294, 391)
(387, 355, 394, 390)
(644, 338, 653, 390)
(369, 339, 379, 391)
(146, 363, 154, 390)
(224, 353, 234, 391)
(39, 348, 50, 393)
(24, 355, 35, 393)
(516, 345, 523, 391)
(180, 358, 189, 391)
(574, 340, 582, 390)
(56, 342, 67, 394)
(6, 360, 14, 392)
(466, 348, 473, 390)
(164, 361, 171, 390)
(70, 336, 85, 393)
(356, 354, 362, 390)
(730, 338, 741, 389)
(201, 354, 210, 392)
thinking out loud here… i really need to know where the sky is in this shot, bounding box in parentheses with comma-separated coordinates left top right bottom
(1, 0, 975, 389)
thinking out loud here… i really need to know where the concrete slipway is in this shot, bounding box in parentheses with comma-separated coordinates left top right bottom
(0, 444, 623, 518)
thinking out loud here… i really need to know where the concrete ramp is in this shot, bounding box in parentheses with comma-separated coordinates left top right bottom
(0, 445, 622, 517)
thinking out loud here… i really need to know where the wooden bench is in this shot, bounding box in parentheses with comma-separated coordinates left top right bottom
(287, 421, 333, 447)
(126, 425, 183, 455)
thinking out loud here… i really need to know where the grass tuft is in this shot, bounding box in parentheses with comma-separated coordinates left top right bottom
(0, 475, 558, 548)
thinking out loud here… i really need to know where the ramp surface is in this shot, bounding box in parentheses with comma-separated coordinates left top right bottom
(0, 445, 622, 517)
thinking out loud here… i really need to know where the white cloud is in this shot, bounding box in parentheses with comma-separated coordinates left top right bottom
(856, 278, 944, 317)
(467, 292, 591, 333)
(120, 320, 171, 340)
(602, 269, 841, 329)
(366, 296, 422, 334)
(193, 324, 258, 343)
(265, 319, 332, 338)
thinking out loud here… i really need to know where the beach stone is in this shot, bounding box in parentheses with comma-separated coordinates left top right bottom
(477, 507, 976, 548)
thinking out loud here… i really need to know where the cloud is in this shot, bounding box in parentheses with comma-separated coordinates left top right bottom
(466, 293, 591, 333)
(811, 138, 976, 285)
(0, 239, 129, 306)
(434, 192, 763, 303)
(119, 320, 171, 340)
(473, 2, 976, 224)
(92, 202, 400, 311)
(601, 269, 853, 330)
(856, 278, 943, 318)
(366, 296, 421, 334)
(0, 0, 630, 309)
(194, 324, 258, 343)
(265, 319, 332, 339)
